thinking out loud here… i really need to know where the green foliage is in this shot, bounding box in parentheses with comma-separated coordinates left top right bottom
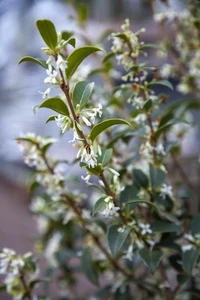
(81, 249, 99, 285)
(72, 81, 94, 109)
(88, 118, 131, 142)
(107, 225, 131, 256)
(36, 19, 58, 50)
(18, 56, 48, 68)
(139, 249, 163, 273)
(183, 249, 200, 275)
(38, 97, 70, 116)
(66, 46, 104, 79)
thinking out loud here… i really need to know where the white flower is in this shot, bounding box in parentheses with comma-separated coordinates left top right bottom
(77, 145, 98, 168)
(155, 144, 166, 156)
(182, 245, 193, 252)
(139, 223, 152, 235)
(134, 113, 147, 124)
(55, 115, 72, 133)
(139, 142, 154, 161)
(56, 54, 67, 72)
(101, 202, 120, 218)
(79, 104, 103, 126)
(38, 87, 51, 99)
(81, 174, 91, 185)
(44, 66, 59, 84)
(118, 227, 125, 233)
(160, 183, 173, 199)
(45, 233, 61, 267)
(123, 245, 133, 261)
(160, 64, 173, 78)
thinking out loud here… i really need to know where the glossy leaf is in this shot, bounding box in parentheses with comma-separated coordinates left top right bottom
(88, 118, 131, 142)
(139, 249, 163, 273)
(192, 215, 200, 236)
(72, 81, 94, 109)
(46, 116, 56, 123)
(66, 46, 104, 79)
(38, 97, 69, 116)
(36, 19, 57, 50)
(133, 169, 149, 189)
(92, 197, 107, 216)
(183, 249, 200, 275)
(18, 56, 48, 68)
(81, 249, 99, 285)
(62, 31, 74, 41)
(124, 200, 159, 212)
(148, 80, 173, 90)
(97, 148, 113, 166)
(155, 118, 190, 139)
(150, 221, 181, 233)
(149, 164, 166, 189)
(139, 43, 166, 53)
(107, 225, 131, 257)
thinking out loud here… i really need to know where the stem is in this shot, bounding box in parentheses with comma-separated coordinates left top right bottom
(20, 274, 32, 300)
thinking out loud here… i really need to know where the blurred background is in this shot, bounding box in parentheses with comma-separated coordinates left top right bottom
(0, 0, 194, 288)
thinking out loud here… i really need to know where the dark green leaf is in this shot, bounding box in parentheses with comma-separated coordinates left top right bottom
(72, 81, 94, 109)
(66, 46, 104, 79)
(88, 118, 131, 142)
(183, 248, 200, 275)
(62, 31, 74, 41)
(97, 148, 113, 166)
(124, 200, 159, 211)
(158, 112, 174, 128)
(18, 56, 48, 68)
(150, 221, 181, 233)
(0, 285, 6, 291)
(143, 99, 153, 112)
(192, 215, 200, 236)
(81, 249, 99, 285)
(107, 225, 131, 256)
(139, 43, 166, 53)
(102, 51, 116, 63)
(38, 97, 69, 116)
(177, 274, 189, 285)
(36, 19, 57, 50)
(30, 279, 49, 289)
(148, 80, 173, 90)
(46, 115, 56, 123)
(149, 164, 166, 189)
(133, 169, 149, 189)
(120, 185, 138, 207)
(66, 37, 76, 48)
(155, 118, 190, 139)
(139, 249, 163, 273)
(92, 197, 107, 216)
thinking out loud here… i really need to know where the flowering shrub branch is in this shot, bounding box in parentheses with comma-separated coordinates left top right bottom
(1, 2, 200, 299)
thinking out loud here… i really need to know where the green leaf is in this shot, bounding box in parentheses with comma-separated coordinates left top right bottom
(36, 19, 57, 50)
(88, 183, 106, 193)
(29, 279, 49, 289)
(92, 197, 107, 216)
(139, 43, 166, 53)
(192, 215, 200, 236)
(0, 284, 6, 291)
(97, 148, 113, 166)
(38, 97, 69, 116)
(78, 4, 88, 26)
(66, 46, 104, 80)
(139, 249, 163, 273)
(150, 221, 181, 233)
(114, 33, 128, 42)
(183, 248, 200, 275)
(62, 31, 74, 41)
(120, 185, 138, 207)
(143, 99, 153, 112)
(81, 249, 99, 285)
(149, 164, 166, 189)
(158, 112, 174, 128)
(133, 169, 149, 189)
(148, 80, 173, 90)
(124, 200, 159, 212)
(88, 118, 131, 142)
(155, 118, 190, 139)
(18, 56, 48, 68)
(107, 225, 131, 256)
(72, 81, 94, 109)
(46, 115, 56, 123)
(102, 51, 116, 63)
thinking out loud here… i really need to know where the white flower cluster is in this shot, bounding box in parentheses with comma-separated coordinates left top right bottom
(139, 142, 166, 161)
(109, 19, 145, 69)
(101, 196, 120, 218)
(0, 248, 37, 297)
(77, 144, 100, 168)
(182, 233, 200, 252)
(79, 103, 102, 127)
(160, 183, 173, 199)
(17, 133, 57, 170)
